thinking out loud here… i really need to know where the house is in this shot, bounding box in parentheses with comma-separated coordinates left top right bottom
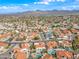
(76, 54, 79, 59)
(42, 53, 54, 59)
(47, 41, 58, 49)
(0, 32, 11, 39)
(34, 42, 46, 53)
(63, 40, 72, 47)
(0, 42, 8, 46)
(56, 50, 73, 59)
(20, 43, 30, 58)
(0, 42, 8, 54)
(13, 48, 27, 59)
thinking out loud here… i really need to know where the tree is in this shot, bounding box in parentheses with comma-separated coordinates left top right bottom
(33, 36, 40, 40)
(72, 36, 79, 52)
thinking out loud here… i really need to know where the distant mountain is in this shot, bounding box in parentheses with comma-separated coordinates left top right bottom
(0, 10, 79, 16)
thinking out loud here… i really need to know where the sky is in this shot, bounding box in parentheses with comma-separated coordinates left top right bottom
(0, 0, 79, 14)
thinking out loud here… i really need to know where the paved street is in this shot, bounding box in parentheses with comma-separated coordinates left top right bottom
(0, 49, 11, 59)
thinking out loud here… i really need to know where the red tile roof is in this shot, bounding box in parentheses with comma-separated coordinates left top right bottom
(56, 50, 73, 59)
(47, 41, 58, 49)
(13, 48, 27, 59)
(0, 42, 8, 46)
(21, 43, 30, 49)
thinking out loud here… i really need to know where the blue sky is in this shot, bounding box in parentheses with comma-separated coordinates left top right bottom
(0, 0, 79, 14)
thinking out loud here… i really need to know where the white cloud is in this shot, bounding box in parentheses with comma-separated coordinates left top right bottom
(0, 6, 23, 10)
(34, 2, 49, 5)
(22, 4, 29, 6)
(76, 0, 79, 1)
(34, 0, 65, 5)
(0, 3, 29, 10)
(62, 7, 72, 10)
(62, 5, 79, 10)
(56, 0, 65, 2)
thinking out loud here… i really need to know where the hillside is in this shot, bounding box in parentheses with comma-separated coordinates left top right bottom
(0, 10, 79, 16)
